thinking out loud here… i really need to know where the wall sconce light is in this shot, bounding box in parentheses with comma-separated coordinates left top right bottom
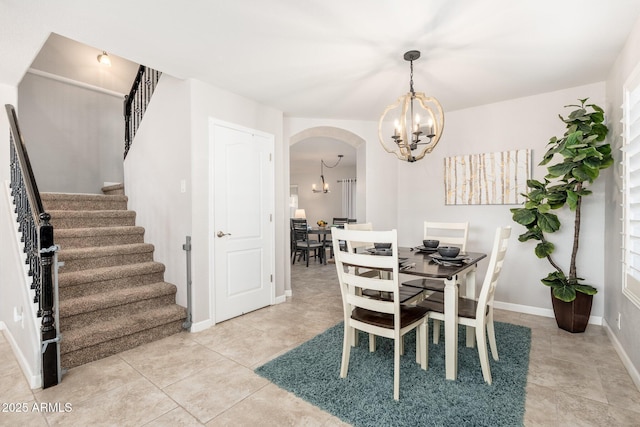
(97, 51, 111, 66)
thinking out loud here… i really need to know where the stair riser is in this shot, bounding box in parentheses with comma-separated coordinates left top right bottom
(61, 320, 185, 369)
(60, 252, 154, 273)
(61, 294, 176, 331)
(59, 271, 166, 299)
(51, 215, 136, 229)
(102, 188, 125, 196)
(57, 232, 144, 249)
(44, 199, 127, 211)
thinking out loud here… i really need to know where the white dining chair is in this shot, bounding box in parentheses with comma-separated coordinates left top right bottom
(332, 227, 429, 400)
(402, 221, 470, 294)
(418, 226, 511, 385)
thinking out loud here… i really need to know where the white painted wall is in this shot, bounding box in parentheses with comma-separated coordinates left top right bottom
(291, 165, 357, 224)
(123, 75, 191, 309)
(17, 72, 124, 193)
(605, 14, 640, 381)
(0, 83, 42, 388)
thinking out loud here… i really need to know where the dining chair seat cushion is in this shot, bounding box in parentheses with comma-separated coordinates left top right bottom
(351, 305, 429, 329)
(296, 241, 324, 249)
(362, 286, 425, 304)
(402, 278, 445, 292)
(357, 269, 381, 279)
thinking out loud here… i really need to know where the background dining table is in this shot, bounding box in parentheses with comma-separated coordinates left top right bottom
(397, 247, 487, 381)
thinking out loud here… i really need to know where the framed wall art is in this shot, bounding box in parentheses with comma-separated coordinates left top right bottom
(444, 149, 531, 205)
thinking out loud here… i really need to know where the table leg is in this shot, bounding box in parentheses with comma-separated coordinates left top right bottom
(465, 266, 477, 348)
(444, 274, 458, 380)
(323, 234, 327, 265)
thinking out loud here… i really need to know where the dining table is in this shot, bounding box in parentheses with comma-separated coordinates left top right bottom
(396, 247, 487, 381)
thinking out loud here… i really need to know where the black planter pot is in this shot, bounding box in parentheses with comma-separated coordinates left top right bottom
(551, 289, 593, 333)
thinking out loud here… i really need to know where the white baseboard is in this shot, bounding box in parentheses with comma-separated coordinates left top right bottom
(494, 300, 603, 325)
(0, 321, 41, 389)
(285, 289, 293, 298)
(274, 295, 286, 304)
(188, 319, 213, 333)
(603, 319, 640, 392)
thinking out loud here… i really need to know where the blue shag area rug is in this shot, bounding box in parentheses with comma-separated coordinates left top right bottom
(256, 320, 531, 427)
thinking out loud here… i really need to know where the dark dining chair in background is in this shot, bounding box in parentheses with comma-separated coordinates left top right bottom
(291, 219, 324, 267)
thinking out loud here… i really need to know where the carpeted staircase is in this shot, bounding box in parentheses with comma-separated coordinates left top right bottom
(41, 184, 186, 369)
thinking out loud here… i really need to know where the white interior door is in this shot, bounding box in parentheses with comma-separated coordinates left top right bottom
(211, 120, 274, 323)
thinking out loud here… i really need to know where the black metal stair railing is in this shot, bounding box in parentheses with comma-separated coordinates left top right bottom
(5, 104, 59, 389)
(123, 65, 162, 158)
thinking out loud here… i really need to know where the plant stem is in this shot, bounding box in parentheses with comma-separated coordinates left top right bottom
(570, 182, 582, 283)
(541, 233, 565, 276)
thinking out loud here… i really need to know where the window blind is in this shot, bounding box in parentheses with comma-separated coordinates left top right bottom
(623, 76, 640, 308)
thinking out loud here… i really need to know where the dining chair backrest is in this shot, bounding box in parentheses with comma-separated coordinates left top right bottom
(332, 228, 401, 327)
(424, 221, 469, 251)
(344, 222, 373, 253)
(476, 226, 511, 320)
(333, 217, 349, 225)
(291, 218, 309, 241)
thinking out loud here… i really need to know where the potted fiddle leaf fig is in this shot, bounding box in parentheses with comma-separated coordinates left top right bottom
(510, 98, 612, 332)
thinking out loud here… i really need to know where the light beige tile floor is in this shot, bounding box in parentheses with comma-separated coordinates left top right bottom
(1, 259, 639, 426)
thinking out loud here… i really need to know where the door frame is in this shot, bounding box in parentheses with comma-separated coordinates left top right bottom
(208, 118, 276, 324)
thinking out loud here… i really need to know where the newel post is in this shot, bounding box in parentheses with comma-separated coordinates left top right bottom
(39, 212, 59, 388)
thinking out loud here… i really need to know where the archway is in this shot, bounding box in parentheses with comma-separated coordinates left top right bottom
(289, 126, 366, 225)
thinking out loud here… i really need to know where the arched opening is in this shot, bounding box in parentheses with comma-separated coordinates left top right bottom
(289, 126, 366, 225)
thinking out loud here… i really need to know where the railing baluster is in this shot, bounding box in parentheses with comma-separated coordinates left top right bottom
(123, 65, 162, 158)
(5, 105, 59, 388)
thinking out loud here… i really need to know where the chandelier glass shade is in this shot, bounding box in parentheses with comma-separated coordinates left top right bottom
(378, 50, 444, 162)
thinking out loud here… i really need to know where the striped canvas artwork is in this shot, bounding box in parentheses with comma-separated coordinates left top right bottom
(444, 149, 530, 205)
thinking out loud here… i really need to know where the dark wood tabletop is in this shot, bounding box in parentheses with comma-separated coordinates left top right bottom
(397, 247, 487, 279)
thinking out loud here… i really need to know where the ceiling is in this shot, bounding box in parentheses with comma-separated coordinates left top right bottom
(3, 0, 640, 170)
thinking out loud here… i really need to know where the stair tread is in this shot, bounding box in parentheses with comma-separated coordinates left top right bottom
(60, 282, 177, 317)
(58, 243, 154, 259)
(61, 305, 186, 353)
(55, 226, 144, 237)
(42, 192, 127, 202)
(59, 261, 165, 285)
(49, 210, 135, 217)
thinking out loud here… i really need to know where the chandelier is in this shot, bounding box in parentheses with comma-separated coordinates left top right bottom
(312, 155, 343, 193)
(378, 50, 444, 162)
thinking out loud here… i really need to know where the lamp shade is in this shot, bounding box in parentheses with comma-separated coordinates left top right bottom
(294, 209, 306, 219)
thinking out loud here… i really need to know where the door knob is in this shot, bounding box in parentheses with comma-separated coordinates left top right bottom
(217, 231, 231, 238)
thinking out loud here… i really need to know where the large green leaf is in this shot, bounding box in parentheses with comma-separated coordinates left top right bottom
(568, 108, 587, 120)
(541, 271, 566, 287)
(566, 190, 579, 211)
(518, 229, 542, 242)
(527, 179, 546, 189)
(553, 286, 577, 302)
(574, 284, 598, 295)
(512, 208, 536, 226)
(527, 189, 546, 203)
(535, 241, 554, 258)
(537, 212, 560, 233)
(547, 161, 576, 178)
